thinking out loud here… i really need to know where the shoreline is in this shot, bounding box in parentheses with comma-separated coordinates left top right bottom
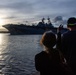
(0, 31, 9, 33)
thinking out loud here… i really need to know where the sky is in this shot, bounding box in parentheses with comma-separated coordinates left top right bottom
(0, 0, 76, 25)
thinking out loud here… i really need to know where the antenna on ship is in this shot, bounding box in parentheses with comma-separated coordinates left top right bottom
(47, 17, 53, 25)
(42, 17, 45, 24)
(47, 17, 51, 24)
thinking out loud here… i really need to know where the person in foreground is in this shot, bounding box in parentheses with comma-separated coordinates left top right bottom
(35, 31, 74, 75)
(61, 17, 76, 74)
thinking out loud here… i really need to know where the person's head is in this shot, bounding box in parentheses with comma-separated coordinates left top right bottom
(67, 17, 76, 30)
(40, 31, 56, 49)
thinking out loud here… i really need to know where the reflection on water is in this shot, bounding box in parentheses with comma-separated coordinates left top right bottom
(0, 33, 42, 75)
(0, 33, 9, 75)
(0, 34, 2, 45)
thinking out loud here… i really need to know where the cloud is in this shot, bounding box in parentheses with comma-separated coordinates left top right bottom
(53, 16, 67, 26)
(0, 0, 34, 14)
(3, 16, 17, 19)
(54, 16, 63, 22)
(0, 0, 76, 24)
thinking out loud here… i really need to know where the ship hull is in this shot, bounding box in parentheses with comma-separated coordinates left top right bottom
(3, 25, 68, 35)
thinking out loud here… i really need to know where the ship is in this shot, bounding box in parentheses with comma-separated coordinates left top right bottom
(2, 18, 68, 35)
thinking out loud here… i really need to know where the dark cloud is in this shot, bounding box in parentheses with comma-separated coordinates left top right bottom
(0, 0, 34, 14)
(54, 16, 63, 22)
(3, 16, 17, 19)
(53, 16, 67, 26)
(0, 0, 76, 24)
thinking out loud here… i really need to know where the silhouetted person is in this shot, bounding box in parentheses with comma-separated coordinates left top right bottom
(61, 17, 76, 74)
(56, 24, 63, 50)
(35, 31, 74, 75)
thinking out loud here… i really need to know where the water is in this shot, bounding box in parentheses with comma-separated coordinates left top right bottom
(0, 33, 43, 75)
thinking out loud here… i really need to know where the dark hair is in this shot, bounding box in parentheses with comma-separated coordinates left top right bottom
(67, 17, 76, 27)
(40, 31, 56, 48)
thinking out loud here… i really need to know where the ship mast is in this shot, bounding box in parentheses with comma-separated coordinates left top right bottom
(47, 17, 51, 24)
(42, 18, 45, 24)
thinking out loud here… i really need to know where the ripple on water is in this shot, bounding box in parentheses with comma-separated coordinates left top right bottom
(0, 34, 42, 75)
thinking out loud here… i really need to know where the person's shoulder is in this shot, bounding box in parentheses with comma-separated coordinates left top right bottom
(63, 31, 70, 36)
(52, 49, 61, 60)
(63, 30, 76, 37)
(35, 51, 46, 57)
(53, 48, 59, 55)
(62, 31, 72, 39)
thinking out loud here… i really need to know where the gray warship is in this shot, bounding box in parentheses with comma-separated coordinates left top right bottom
(3, 18, 68, 35)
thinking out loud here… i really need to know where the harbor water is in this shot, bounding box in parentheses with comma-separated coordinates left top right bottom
(0, 33, 43, 75)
